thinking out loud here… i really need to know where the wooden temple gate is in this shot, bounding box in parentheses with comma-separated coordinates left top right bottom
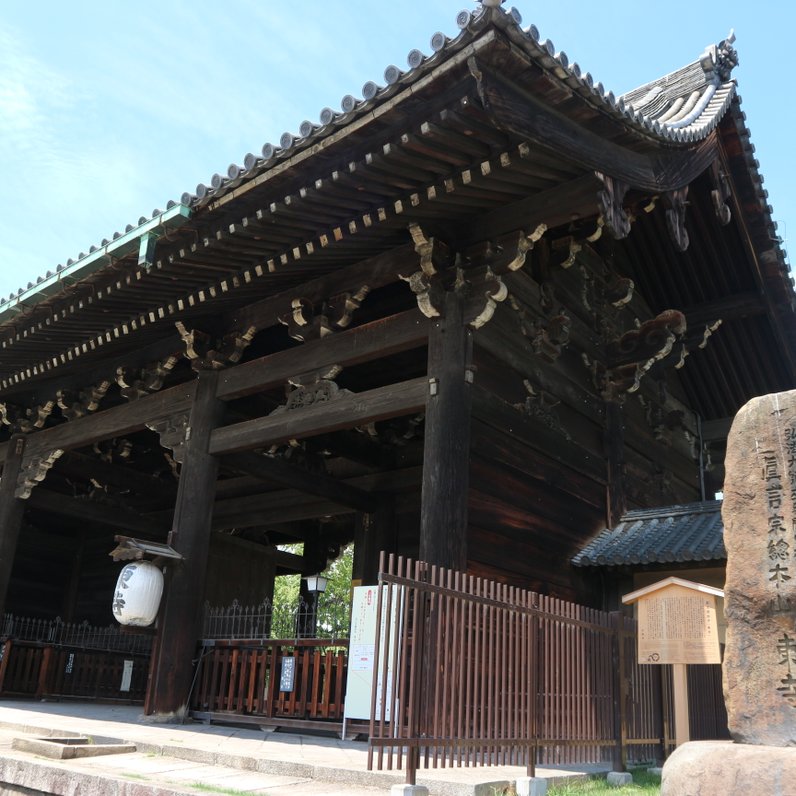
(0, 5, 780, 759)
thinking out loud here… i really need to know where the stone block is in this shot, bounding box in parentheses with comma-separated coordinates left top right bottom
(662, 740, 796, 796)
(390, 785, 429, 796)
(516, 776, 548, 795)
(723, 390, 796, 745)
(607, 771, 633, 787)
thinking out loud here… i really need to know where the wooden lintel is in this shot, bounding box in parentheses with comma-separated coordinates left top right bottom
(210, 377, 428, 456)
(273, 548, 304, 572)
(0, 382, 197, 467)
(223, 451, 378, 513)
(217, 310, 428, 402)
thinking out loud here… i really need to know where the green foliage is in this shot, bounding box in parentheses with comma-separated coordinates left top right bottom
(547, 769, 661, 796)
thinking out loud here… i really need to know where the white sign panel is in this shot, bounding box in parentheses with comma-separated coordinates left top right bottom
(344, 584, 402, 722)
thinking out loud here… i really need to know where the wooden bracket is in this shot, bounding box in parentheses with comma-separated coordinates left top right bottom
(513, 380, 570, 440)
(0, 401, 55, 434)
(270, 365, 350, 417)
(15, 448, 64, 499)
(280, 290, 369, 341)
(596, 173, 632, 239)
(175, 322, 256, 369)
(709, 160, 732, 226)
(664, 187, 690, 252)
(146, 412, 190, 464)
(56, 380, 111, 421)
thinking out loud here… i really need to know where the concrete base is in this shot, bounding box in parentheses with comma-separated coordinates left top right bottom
(662, 740, 796, 796)
(607, 771, 633, 787)
(390, 785, 429, 796)
(516, 776, 548, 795)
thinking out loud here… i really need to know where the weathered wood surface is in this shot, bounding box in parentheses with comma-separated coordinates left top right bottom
(210, 377, 428, 456)
(474, 59, 720, 192)
(419, 292, 473, 570)
(147, 370, 225, 716)
(0, 382, 197, 466)
(222, 452, 378, 513)
(217, 310, 428, 401)
(0, 436, 27, 617)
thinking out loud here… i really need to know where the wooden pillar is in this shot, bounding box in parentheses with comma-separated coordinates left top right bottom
(419, 291, 473, 571)
(604, 400, 626, 528)
(0, 434, 27, 619)
(146, 370, 224, 716)
(352, 496, 395, 586)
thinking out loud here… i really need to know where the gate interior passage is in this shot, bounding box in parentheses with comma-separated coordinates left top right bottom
(367, 554, 723, 785)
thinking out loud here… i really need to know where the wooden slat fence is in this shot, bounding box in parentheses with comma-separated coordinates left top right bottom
(367, 554, 724, 785)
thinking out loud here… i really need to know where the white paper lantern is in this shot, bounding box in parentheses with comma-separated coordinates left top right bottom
(112, 561, 164, 626)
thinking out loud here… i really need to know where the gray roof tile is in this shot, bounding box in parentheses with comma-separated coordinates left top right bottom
(572, 501, 725, 568)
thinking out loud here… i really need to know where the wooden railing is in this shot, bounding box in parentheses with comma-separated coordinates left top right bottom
(367, 554, 725, 785)
(0, 640, 149, 701)
(0, 615, 152, 702)
(189, 638, 348, 729)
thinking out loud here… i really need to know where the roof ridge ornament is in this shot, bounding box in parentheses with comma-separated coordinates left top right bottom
(701, 29, 738, 83)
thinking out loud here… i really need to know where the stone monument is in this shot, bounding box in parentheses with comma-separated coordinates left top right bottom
(662, 389, 796, 795)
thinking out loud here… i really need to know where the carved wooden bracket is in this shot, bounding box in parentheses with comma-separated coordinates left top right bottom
(15, 448, 64, 499)
(56, 380, 111, 421)
(117, 354, 180, 401)
(596, 173, 632, 239)
(175, 322, 257, 369)
(513, 380, 570, 440)
(586, 309, 688, 400)
(0, 401, 55, 434)
(409, 224, 451, 276)
(146, 412, 190, 463)
(462, 268, 509, 329)
(709, 161, 732, 226)
(280, 288, 370, 341)
(664, 187, 690, 252)
(270, 366, 350, 417)
(550, 235, 582, 270)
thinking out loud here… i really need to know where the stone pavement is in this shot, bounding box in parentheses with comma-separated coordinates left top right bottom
(0, 700, 610, 795)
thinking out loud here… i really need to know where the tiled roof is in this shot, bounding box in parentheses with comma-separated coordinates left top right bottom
(571, 501, 725, 568)
(0, 4, 778, 324)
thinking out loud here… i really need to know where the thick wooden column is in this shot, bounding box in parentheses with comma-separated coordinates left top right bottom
(146, 370, 224, 716)
(419, 291, 473, 571)
(0, 435, 27, 618)
(352, 496, 396, 586)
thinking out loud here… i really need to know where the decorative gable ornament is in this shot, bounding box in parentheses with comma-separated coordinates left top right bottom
(112, 561, 164, 627)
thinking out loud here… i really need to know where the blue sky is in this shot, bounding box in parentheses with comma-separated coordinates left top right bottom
(1, 1, 792, 300)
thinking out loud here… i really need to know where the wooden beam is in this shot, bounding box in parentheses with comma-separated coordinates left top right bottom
(223, 452, 378, 513)
(210, 377, 428, 456)
(474, 58, 720, 192)
(0, 382, 196, 466)
(683, 292, 765, 328)
(55, 451, 177, 504)
(28, 488, 165, 536)
(217, 310, 428, 401)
